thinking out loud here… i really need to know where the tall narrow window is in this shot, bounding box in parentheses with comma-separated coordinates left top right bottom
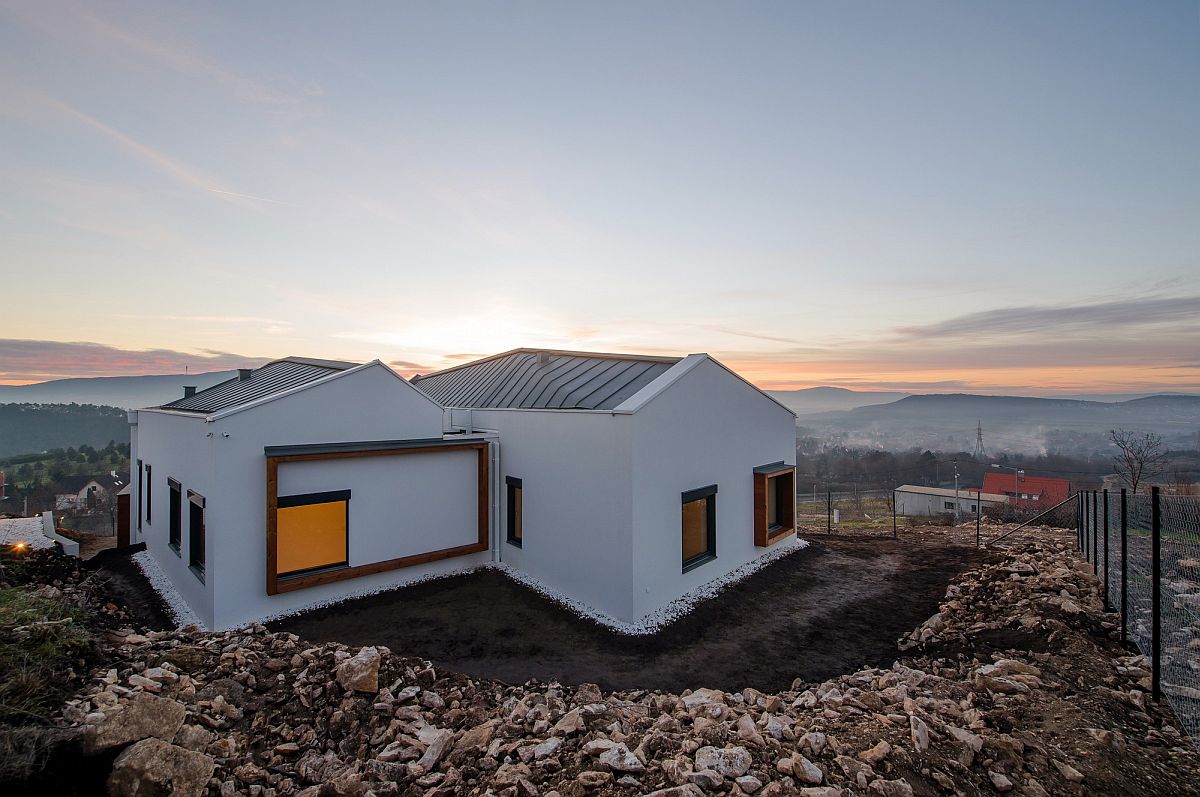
(145, 464, 152, 525)
(168, 478, 182, 553)
(506, 477, 523, 547)
(682, 484, 717, 572)
(754, 463, 795, 547)
(188, 490, 205, 578)
(276, 490, 350, 578)
(136, 459, 143, 530)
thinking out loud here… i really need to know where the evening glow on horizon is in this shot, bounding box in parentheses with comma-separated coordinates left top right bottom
(1, 2, 1197, 394)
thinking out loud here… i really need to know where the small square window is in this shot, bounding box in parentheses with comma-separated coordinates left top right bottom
(167, 478, 182, 554)
(506, 477, 523, 547)
(682, 484, 717, 572)
(944, 501, 955, 510)
(188, 490, 206, 579)
(754, 464, 795, 546)
(276, 490, 350, 578)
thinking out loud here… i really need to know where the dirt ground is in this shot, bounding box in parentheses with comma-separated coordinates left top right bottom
(271, 534, 989, 693)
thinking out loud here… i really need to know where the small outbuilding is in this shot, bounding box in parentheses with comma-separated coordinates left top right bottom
(129, 349, 799, 630)
(894, 484, 1006, 518)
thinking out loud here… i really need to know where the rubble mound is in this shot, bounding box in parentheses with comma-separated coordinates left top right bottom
(13, 529, 1200, 795)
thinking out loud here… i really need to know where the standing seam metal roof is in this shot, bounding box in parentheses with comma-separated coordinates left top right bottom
(412, 349, 681, 410)
(156, 357, 358, 414)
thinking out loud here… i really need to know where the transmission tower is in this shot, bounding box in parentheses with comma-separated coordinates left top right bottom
(973, 420, 985, 458)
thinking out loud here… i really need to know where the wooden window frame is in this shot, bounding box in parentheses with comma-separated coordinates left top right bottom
(187, 490, 206, 580)
(136, 459, 143, 531)
(682, 484, 718, 573)
(753, 463, 796, 547)
(505, 476, 523, 547)
(167, 477, 182, 554)
(265, 441, 489, 596)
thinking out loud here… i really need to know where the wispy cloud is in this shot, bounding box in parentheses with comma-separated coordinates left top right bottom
(0, 339, 269, 383)
(1, 0, 314, 108)
(895, 296, 1200, 339)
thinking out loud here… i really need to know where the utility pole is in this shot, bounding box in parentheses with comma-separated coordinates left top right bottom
(954, 459, 960, 524)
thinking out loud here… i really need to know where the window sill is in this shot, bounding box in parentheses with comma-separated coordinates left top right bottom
(189, 564, 205, 583)
(168, 542, 181, 557)
(682, 552, 716, 574)
(506, 538, 522, 549)
(759, 526, 796, 547)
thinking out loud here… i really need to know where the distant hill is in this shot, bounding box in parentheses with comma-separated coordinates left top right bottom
(768, 386, 909, 415)
(0, 404, 130, 458)
(803, 393, 1200, 452)
(0, 371, 235, 409)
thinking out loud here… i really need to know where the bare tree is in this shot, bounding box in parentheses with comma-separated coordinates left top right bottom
(1108, 428, 1167, 494)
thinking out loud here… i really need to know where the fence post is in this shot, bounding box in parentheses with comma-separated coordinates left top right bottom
(826, 490, 831, 535)
(1102, 489, 1109, 610)
(1092, 491, 1099, 575)
(1151, 486, 1161, 702)
(1080, 489, 1089, 552)
(1120, 488, 1127, 646)
(976, 495, 981, 548)
(892, 490, 897, 540)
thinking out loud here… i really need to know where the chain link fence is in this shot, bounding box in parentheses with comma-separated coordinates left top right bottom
(1081, 488, 1200, 751)
(797, 490, 898, 538)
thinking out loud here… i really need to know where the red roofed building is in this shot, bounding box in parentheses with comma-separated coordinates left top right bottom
(982, 472, 1071, 510)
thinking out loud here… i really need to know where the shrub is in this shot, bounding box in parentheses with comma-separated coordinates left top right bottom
(0, 587, 92, 724)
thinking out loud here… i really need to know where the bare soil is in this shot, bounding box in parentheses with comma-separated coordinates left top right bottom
(271, 535, 989, 693)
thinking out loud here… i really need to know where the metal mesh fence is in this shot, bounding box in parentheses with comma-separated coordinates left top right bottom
(1081, 489, 1200, 752)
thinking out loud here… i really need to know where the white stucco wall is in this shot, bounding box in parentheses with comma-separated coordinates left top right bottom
(469, 408, 636, 621)
(276, 448, 480, 564)
(629, 357, 797, 619)
(137, 364, 493, 630)
(131, 409, 216, 626)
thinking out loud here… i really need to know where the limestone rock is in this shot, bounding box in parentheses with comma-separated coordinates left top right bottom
(694, 745, 752, 778)
(85, 693, 186, 753)
(107, 738, 215, 797)
(335, 646, 381, 693)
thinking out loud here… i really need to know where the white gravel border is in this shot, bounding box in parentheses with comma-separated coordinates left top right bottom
(497, 536, 811, 635)
(132, 549, 204, 629)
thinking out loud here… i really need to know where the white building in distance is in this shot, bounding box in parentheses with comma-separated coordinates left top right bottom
(894, 484, 1007, 518)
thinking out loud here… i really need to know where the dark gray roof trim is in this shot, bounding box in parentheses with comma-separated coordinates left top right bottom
(753, 461, 794, 475)
(412, 349, 682, 410)
(264, 437, 487, 457)
(158, 357, 357, 414)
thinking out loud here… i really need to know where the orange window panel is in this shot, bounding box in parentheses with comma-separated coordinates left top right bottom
(277, 500, 347, 576)
(682, 497, 708, 560)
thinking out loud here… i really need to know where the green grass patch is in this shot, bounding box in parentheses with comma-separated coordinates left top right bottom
(0, 587, 93, 724)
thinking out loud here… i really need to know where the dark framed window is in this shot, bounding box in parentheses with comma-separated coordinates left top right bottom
(136, 459, 143, 530)
(754, 464, 795, 546)
(145, 464, 152, 525)
(167, 478, 182, 553)
(276, 490, 351, 578)
(188, 490, 206, 579)
(682, 484, 717, 572)
(944, 501, 955, 510)
(506, 477, 523, 547)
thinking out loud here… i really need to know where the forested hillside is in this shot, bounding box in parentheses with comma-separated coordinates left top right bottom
(0, 404, 129, 458)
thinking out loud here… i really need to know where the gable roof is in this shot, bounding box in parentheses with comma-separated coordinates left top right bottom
(157, 356, 358, 414)
(981, 472, 1071, 498)
(411, 348, 682, 410)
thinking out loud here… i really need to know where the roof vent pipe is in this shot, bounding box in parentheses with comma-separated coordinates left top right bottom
(537, 352, 551, 365)
(183, 386, 197, 398)
(238, 368, 253, 381)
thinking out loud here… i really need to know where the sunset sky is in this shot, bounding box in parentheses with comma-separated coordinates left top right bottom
(2, 1, 1197, 394)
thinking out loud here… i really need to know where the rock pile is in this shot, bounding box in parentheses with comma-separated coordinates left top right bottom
(40, 529, 1200, 795)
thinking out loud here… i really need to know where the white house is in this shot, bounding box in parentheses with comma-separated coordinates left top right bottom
(894, 484, 1006, 518)
(129, 350, 798, 630)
